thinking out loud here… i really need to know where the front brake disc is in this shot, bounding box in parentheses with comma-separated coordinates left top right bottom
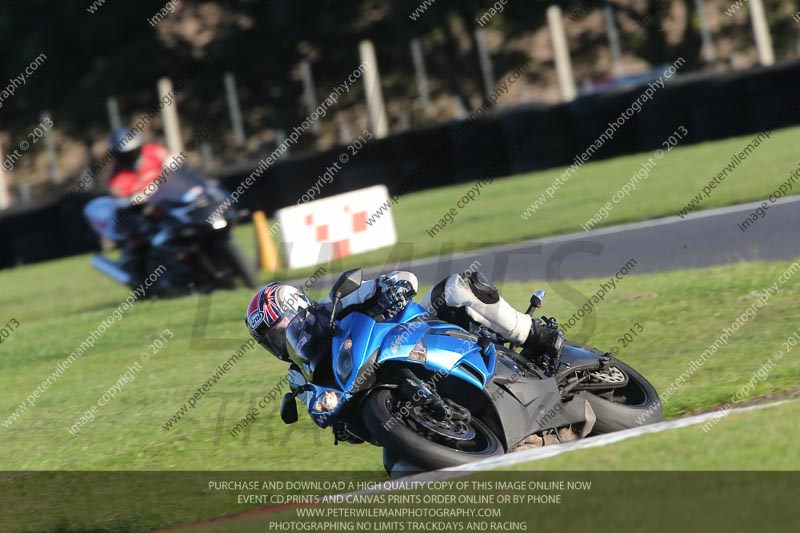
(588, 366, 626, 384)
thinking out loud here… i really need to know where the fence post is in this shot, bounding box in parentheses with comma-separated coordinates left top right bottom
(201, 142, 214, 173)
(749, 0, 774, 66)
(300, 61, 321, 136)
(41, 111, 60, 184)
(16, 182, 31, 207)
(359, 39, 389, 138)
(546, 5, 577, 102)
(0, 138, 11, 210)
(451, 97, 467, 119)
(157, 77, 185, 154)
(474, 28, 495, 101)
(338, 116, 353, 145)
(693, 0, 717, 63)
(106, 97, 122, 130)
(410, 39, 432, 114)
(397, 110, 411, 132)
(603, 5, 624, 76)
(275, 129, 288, 157)
(223, 72, 247, 148)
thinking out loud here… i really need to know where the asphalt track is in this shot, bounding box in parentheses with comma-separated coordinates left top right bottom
(301, 196, 800, 287)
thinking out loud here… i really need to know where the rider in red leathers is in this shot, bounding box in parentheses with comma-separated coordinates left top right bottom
(106, 127, 171, 287)
(107, 128, 170, 198)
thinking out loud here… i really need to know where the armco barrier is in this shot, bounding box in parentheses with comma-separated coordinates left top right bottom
(2, 60, 800, 268)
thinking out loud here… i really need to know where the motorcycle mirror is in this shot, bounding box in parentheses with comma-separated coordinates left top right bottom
(330, 268, 362, 300)
(280, 393, 299, 424)
(525, 290, 546, 315)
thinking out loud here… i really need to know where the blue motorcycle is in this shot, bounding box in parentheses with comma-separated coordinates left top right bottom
(279, 269, 662, 473)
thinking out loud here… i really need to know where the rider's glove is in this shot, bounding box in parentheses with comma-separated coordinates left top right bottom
(378, 279, 417, 319)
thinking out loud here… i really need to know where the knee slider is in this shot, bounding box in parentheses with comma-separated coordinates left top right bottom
(463, 270, 500, 304)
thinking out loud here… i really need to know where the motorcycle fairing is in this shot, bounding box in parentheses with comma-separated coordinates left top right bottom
(482, 355, 591, 449)
(302, 300, 599, 441)
(288, 367, 348, 429)
(557, 341, 610, 373)
(295, 303, 495, 429)
(83, 196, 127, 240)
(375, 320, 496, 390)
(332, 302, 495, 393)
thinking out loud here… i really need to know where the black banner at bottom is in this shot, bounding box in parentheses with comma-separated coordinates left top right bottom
(2, 471, 796, 532)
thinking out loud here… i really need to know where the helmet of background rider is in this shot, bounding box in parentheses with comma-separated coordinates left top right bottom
(109, 127, 144, 169)
(245, 283, 313, 362)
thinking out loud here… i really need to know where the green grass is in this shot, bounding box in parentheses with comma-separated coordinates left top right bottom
(252, 124, 800, 279)
(2, 250, 799, 471)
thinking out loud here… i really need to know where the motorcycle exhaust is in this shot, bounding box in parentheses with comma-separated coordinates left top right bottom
(91, 255, 131, 286)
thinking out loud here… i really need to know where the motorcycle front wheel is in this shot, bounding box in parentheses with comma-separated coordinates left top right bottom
(363, 388, 504, 471)
(216, 240, 258, 289)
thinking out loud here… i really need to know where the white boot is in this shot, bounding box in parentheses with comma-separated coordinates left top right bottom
(422, 271, 563, 357)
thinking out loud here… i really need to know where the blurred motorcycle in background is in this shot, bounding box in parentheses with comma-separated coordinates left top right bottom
(84, 167, 257, 296)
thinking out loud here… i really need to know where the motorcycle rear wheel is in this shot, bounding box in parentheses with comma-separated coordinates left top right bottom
(363, 388, 504, 471)
(581, 359, 663, 434)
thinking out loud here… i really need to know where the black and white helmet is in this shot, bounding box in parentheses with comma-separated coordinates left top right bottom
(109, 127, 143, 168)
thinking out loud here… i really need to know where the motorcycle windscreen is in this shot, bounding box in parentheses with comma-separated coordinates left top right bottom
(146, 168, 208, 204)
(148, 168, 231, 228)
(286, 308, 333, 383)
(331, 312, 381, 391)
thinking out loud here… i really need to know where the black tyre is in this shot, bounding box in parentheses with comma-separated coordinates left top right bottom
(218, 240, 258, 289)
(363, 389, 504, 471)
(581, 359, 663, 434)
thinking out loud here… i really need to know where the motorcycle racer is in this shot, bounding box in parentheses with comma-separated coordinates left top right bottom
(242, 269, 660, 473)
(107, 127, 170, 198)
(84, 127, 173, 290)
(245, 269, 564, 367)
